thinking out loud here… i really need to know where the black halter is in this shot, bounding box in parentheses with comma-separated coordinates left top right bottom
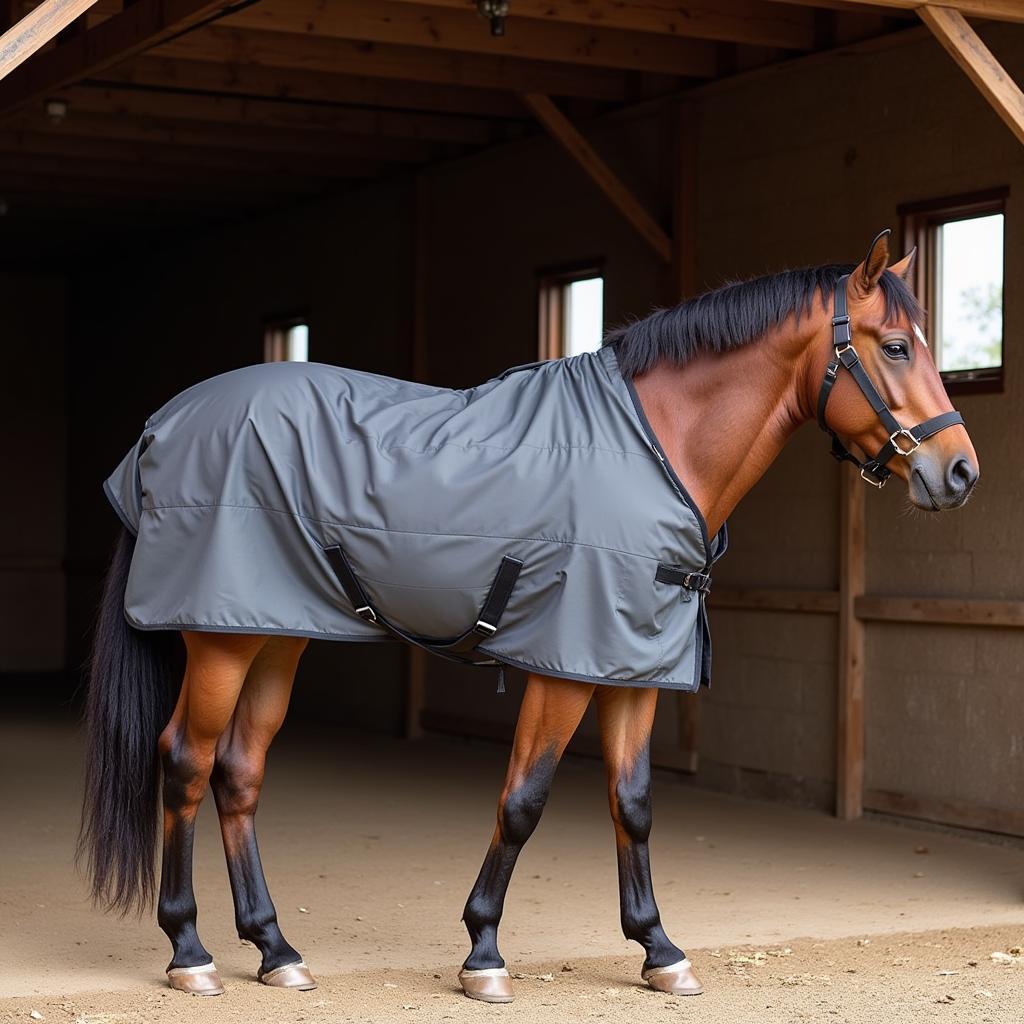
(816, 275, 965, 488)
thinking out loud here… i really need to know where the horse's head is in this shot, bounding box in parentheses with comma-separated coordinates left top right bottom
(817, 230, 979, 511)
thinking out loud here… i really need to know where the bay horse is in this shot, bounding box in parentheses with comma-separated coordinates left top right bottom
(77, 230, 978, 1003)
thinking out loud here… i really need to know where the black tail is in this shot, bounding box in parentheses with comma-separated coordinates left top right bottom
(76, 527, 182, 915)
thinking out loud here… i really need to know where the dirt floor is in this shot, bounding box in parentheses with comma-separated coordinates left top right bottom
(2, 719, 1023, 1023)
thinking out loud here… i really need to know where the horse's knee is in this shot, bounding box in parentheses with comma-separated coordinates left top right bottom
(212, 749, 264, 818)
(613, 762, 653, 845)
(159, 729, 215, 812)
(499, 753, 556, 846)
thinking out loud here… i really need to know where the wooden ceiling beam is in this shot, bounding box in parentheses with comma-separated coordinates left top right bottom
(919, 4, 1024, 145)
(0, 0, 239, 116)
(9, 102, 467, 160)
(221, 0, 719, 77)
(100, 55, 530, 119)
(0, 0, 100, 82)
(762, 0, 1023, 24)
(384, 0, 819, 50)
(61, 83, 501, 145)
(155, 25, 630, 100)
(0, 120, 445, 167)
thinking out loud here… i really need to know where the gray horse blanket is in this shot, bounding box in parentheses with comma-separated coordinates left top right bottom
(105, 346, 726, 692)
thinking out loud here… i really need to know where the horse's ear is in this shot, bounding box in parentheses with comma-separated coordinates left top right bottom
(852, 229, 891, 296)
(888, 247, 917, 282)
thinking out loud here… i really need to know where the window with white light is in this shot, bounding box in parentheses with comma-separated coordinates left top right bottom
(901, 189, 1006, 393)
(264, 318, 309, 363)
(538, 267, 604, 360)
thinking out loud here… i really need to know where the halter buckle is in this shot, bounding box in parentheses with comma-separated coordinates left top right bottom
(889, 427, 921, 457)
(860, 467, 887, 488)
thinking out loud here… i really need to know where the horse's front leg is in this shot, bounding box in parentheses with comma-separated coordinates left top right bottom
(596, 685, 703, 996)
(157, 631, 266, 996)
(210, 636, 316, 990)
(460, 673, 595, 1003)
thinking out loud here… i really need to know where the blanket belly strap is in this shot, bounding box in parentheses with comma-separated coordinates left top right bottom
(323, 545, 523, 666)
(655, 564, 712, 595)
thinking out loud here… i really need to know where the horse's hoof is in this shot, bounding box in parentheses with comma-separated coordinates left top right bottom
(459, 966, 514, 1003)
(167, 962, 225, 996)
(258, 961, 318, 991)
(642, 957, 704, 996)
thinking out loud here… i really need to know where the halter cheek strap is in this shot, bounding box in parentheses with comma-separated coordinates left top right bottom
(816, 274, 965, 487)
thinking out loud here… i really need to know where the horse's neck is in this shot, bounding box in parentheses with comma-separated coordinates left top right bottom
(631, 318, 821, 537)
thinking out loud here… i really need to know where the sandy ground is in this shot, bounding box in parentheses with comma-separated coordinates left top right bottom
(2, 719, 1024, 1023)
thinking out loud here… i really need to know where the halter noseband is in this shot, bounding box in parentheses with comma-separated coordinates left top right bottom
(816, 274, 965, 488)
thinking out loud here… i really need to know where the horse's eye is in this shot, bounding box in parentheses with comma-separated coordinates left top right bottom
(882, 342, 909, 361)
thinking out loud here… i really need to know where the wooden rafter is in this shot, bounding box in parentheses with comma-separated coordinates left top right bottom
(98, 56, 529, 119)
(523, 93, 672, 263)
(155, 26, 631, 101)
(0, 0, 238, 116)
(0, 0, 100, 82)
(63, 84, 499, 145)
(919, 4, 1024, 146)
(765, 0, 1024, 22)
(384, 0, 819, 50)
(221, 0, 719, 77)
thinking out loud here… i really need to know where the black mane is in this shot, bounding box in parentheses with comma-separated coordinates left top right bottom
(604, 264, 924, 378)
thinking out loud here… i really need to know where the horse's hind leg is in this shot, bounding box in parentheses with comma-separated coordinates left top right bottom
(209, 636, 315, 990)
(158, 631, 267, 995)
(596, 685, 702, 996)
(460, 673, 594, 1003)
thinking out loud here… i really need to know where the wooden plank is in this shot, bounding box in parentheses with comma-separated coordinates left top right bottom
(99, 55, 529, 119)
(155, 25, 629, 101)
(385, 0, 818, 50)
(65, 83, 497, 145)
(0, 0, 99, 82)
(919, 4, 1024, 147)
(855, 595, 1024, 628)
(764, 0, 1023, 22)
(222, 0, 719, 77)
(0, 0, 236, 116)
(711, 587, 841, 614)
(523, 93, 672, 263)
(865, 788, 1024, 838)
(836, 464, 866, 822)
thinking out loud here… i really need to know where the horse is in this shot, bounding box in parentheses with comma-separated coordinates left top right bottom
(76, 229, 978, 1003)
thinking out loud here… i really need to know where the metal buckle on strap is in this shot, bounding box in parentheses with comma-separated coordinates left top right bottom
(355, 605, 378, 623)
(474, 619, 498, 638)
(683, 572, 712, 595)
(860, 467, 887, 488)
(888, 427, 921, 457)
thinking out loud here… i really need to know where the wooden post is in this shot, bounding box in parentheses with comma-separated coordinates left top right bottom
(522, 92, 672, 264)
(919, 5, 1024, 148)
(0, 0, 99, 81)
(836, 463, 866, 819)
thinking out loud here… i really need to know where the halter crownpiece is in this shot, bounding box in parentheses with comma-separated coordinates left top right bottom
(816, 274, 965, 487)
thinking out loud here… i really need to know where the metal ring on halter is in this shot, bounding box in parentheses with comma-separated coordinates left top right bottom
(860, 468, 887, 488)
(834, 342, 854, 357)
(888, 427, 921, 456)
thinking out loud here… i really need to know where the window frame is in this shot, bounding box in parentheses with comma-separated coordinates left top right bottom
(263, 312, 310, 363)
(537, 260, 605, 361)
(898, 187, 1008, 396)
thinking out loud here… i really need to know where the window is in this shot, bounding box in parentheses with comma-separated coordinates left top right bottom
(263, 318, 309, 363)
(900, 189, 1007, 393)
(538, 266, 604, 360)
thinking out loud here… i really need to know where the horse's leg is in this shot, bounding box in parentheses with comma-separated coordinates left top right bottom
(209, 636, 316, 990)
(157, 631, 267, 995)
(596, 685, 703, 996)
(460, 673, 595, 1003)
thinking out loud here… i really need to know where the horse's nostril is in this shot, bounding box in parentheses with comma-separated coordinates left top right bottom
(947, 456, 978, 494)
